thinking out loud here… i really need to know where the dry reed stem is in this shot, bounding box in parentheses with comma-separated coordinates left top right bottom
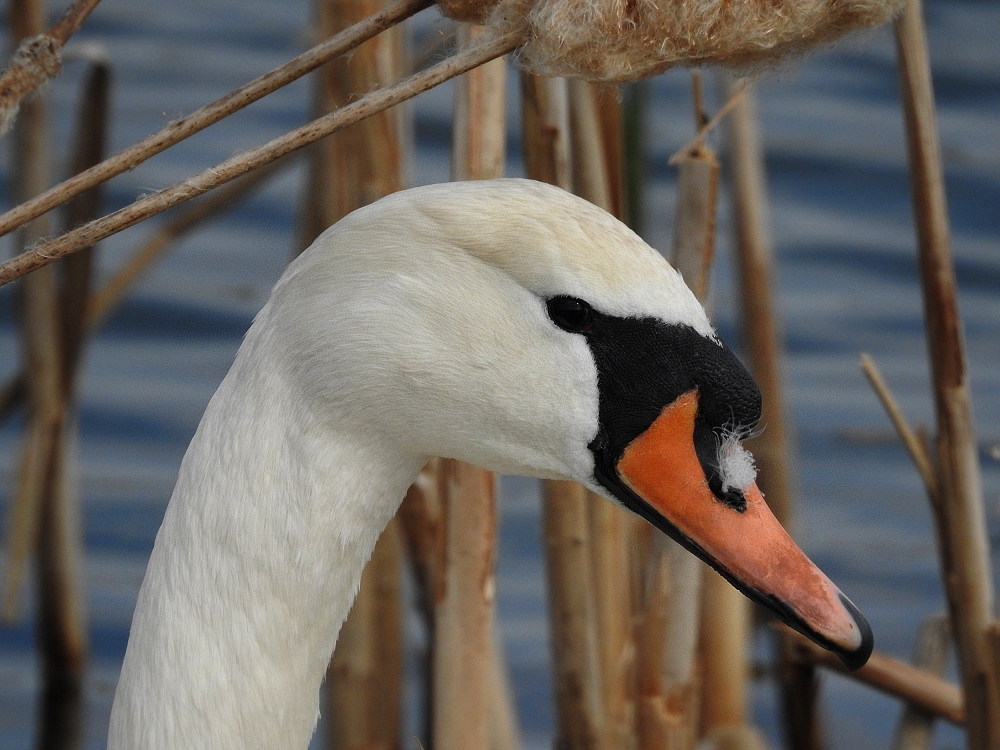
(667, 80, 752, 167)
(327, 519, 404, 748)
(593, 83, 626, 220)
(487, 632, 522, 750)
(397, 459, 446, 742)
(784, 629, 964, 725)
(699, 568, 752, 739)
(3, 0, 60, 618)
(669, 143, 717, 302)
(694, 77, 759, 748)
(0, 0, 100, 136)
(0, 0, 431, 245)
(434, 25, 515, 750)
(451, 24, 507, 182)
(399, 460, 446, 620)
(433, 458, 499, 750)
(859, 353, 938, 497)
(895, 1, 1000, 746)
(542, 480, 609, 749)
(637, 536, 702, 750)
(890, 613, 951, 750)
(34, 60, 110, 720)
(520, 73, 572, 189)
(298, 0, 407, 250)
(523, 71, 612, 750)
(568, 77, 637, 750)
(719, 72, 813, 750)
(632, 113, 718, 750)
(297, 2, 408, 744)
(0, 26, 522, 288)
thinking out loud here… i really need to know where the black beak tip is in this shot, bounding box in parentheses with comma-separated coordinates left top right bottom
(835, 593, 874, 672)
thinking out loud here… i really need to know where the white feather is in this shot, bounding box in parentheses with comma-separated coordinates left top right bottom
(108, 179, 716, 750)
(716, 428, 757, 494)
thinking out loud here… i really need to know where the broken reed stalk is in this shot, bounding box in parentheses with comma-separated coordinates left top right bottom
(0, 0, 103, 136)
(523, 71, 611, 750)
(783, 629, 965, 726)
(296, 0, 408, 745)
(0, 0, 430, 244)
(34, 61, 110, 750)
(431, 23, 511, 750)
(890, 613, 951, 750)
(667, 80, 752, 168)
(859, 353, 937, 497)
(720, 73, 818, 750)
(3, 0, 60, 621)
(895, 0, 1000, 747)
(0, 26, 522, 288)
(568, 77, 637, 750)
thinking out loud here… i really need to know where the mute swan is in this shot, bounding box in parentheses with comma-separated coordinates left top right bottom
(108, 178, 871, 750)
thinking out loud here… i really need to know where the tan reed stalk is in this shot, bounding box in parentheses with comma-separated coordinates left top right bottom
(3, 0, 61, 621)
(397, 459, 446, 743)
(34, 60, 110, 750)
(689, 77, 760, 750)
(719, 73, 818, 750)
(520, 73, 572, 189)
(895, 1, 1000, 747)
(327, 520, 404, 747)
(890, 613, 951, 750)
(783, 628, 965, 726)
(434, 457, 500, 750)
(451, 24, 506, 181)
(592, 83, 626, 221)
(0, 0, 429, 243)
(636, 536, 702, 750)
(633, 78, 719, 750)
(433, 24, 517, 750)
(522, 71, 612, 750)
(295, 1, 408, 745)
(859, 353, 937, 496)
(568, 76, 637, 750)
(0, 26, 522, 288)
(542, 479, 610, 749)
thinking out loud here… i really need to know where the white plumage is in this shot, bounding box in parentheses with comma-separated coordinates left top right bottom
(108, 179, 709, 749)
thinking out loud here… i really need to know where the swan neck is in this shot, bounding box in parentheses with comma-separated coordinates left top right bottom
(108, 341, 422, 749)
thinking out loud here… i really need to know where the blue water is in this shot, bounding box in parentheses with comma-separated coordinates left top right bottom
(1, 0, 999, 748)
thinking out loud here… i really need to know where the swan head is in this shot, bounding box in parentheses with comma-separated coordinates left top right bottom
(266, 178, 872, 670)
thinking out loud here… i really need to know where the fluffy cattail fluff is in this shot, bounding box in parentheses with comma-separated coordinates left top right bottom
(716, 427, 757, 495)
(0, 35, 62, 136)
(439, 0, 904, 81)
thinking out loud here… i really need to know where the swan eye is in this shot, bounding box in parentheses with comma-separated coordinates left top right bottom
(546, 296, 594, 333)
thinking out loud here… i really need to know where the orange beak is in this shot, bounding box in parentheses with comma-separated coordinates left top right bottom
(611, 389, 872, 670)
